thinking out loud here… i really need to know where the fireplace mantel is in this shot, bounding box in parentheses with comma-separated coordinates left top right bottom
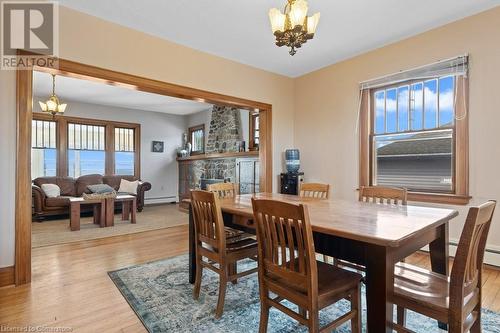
(176, 151, 258, 162)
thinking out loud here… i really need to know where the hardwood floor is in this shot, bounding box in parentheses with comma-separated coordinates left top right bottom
(1, 225, 499, 332)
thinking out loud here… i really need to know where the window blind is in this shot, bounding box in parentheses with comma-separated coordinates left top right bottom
(68, 123, 105, 150)
(360, 55, 468, 90)
(114, 128, 135, 152)
(32, 120, 56, 149)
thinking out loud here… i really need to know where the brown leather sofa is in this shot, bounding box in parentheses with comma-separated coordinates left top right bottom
(32, 174, 151, 220)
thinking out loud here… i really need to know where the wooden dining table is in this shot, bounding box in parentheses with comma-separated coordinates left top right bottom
(187, 193, 458, 332)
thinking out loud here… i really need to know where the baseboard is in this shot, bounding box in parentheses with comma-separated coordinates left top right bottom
(144, 196, 178, 205)
(0, 266, 15, 287)
(421, 240, 500, 268)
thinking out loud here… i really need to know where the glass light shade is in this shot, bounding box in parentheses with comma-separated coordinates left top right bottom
(46, 99, 57, 112)
(289, 0, 308, 28)
(269, 8, 285, 33)
(58, 104, 67, 113)
(39, 101, 48, 112)
(307, 12, 320, 34)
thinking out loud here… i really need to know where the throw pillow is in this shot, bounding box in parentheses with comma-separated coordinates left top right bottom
(41, 184, 61, 198)
(87, 184, 115, 194)
(118, 179, 139, 195)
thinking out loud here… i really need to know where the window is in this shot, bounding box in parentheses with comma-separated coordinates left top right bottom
(67, 123, 106, 177)
(189, 124, 205, 155)
(249, 113, 260, 151)
(115, 127, 135, 175)
(31, 119, 57, 179)
(372, 77, 455, 192)
(359, 56, 469, 204)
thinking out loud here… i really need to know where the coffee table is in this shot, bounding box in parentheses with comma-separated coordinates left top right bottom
(69, 197, 105, 231)
(104, 194, 137, 227)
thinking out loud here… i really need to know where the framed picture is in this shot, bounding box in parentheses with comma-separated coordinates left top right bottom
(152, 141, 164, 153)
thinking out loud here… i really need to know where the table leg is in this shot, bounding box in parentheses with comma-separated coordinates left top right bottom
(122, 201, 130, 221)
(70, 202, 80, 231)
(365, 245, 394, 333)
(131, 199, 136, 224)
(93, 205, 100, 224)
(189, 203, 196, 284)
(429, 222, 449, 330)
(99, 200, 106, 227)
(105, 198, 115, 227)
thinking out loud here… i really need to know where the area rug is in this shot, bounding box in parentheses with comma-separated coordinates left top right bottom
(32, 204, 188, 247)
(109, 254, 500, 333)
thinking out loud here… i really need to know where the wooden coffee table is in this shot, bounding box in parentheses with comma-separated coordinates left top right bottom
(69, 197, 105, 231)
(104, 194, 137, 227)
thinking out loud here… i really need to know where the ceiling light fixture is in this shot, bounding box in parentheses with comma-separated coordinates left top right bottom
(39, 74, 67, 116)
(269, 0, 320, 56)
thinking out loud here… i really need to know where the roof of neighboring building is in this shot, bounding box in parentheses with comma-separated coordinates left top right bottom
(377, 130, 452, 156)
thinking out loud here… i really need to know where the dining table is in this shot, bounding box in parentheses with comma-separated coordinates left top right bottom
(186, 193, 458, 332)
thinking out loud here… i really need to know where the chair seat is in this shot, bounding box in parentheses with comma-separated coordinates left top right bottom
(392, 262, 481, 323)
(394, 262, 450, 313)
(317, 261, 363, 308)
(224, 227, 254, 244)
(226, 238, 258, 252)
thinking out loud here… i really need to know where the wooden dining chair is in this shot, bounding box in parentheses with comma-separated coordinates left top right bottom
(358, 185, 407, 205)
(191, 190, 258, 318)
(251, 198, 363, 333)
(334, 186, 409, 271)
(299, 183, 330, 199)
(392, 200, 496, 333)
(207, 182, 238, 199)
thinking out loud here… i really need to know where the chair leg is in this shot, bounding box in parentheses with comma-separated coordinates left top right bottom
(396, 306, 406, 327)
(308, 307, 319, 333)
(193, 256, 203, 300)
(229, 262, 238, 284)
(470, 306, 482, 333)
(215, 269, 228, 319)
(351, 285, 362, 333)
(259, 302, 270, 333)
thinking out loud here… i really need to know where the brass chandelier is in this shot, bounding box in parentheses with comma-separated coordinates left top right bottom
(39, 74, 67, 116)
(269, 0, 320, 56)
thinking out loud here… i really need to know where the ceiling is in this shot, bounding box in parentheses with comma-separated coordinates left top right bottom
(33, 71, 212, 115)
(58, 0, 500, 77)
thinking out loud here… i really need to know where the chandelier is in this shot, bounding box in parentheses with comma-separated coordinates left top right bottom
(39, 74, 67, 116)
(268, 0, 320, 56)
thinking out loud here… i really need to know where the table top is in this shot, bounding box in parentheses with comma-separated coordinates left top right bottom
(217, 193, 458, 247)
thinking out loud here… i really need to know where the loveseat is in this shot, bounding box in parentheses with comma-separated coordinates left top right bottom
(32, 174, 152, 220)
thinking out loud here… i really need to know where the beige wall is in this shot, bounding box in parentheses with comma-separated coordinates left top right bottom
(294, 6, 500, 261)
(0, 6, 295, 267)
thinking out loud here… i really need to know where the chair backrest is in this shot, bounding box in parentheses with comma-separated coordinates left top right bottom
(450, 200, 496, 309)
(251, 198, 317, 295)
(359, 186, 407, 205)
(299, 183, 330, 199)
(207, 182, 238, 199)
(190, 190, 226, 252)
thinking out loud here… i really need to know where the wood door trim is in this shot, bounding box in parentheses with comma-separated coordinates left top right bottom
(0, 266, 15, 287)
(15, 53, 273, 285)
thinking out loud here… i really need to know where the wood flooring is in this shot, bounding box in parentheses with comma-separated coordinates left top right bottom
(1, 220, 500, 332)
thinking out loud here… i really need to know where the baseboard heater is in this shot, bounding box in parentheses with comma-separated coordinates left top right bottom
(144, 196, 178, 205)
(421, 241, 500, 268)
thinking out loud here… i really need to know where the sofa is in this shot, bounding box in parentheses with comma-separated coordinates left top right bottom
(32, 174, 152, 220)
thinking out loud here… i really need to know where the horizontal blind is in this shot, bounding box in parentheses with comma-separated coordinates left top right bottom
(115, 127, 135, 152)
(32, 120, 56, 149)
(360, 55, 468, 90)
(68, 123, 105, 151)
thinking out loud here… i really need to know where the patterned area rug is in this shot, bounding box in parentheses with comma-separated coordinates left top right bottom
(109, 254, 500, 333)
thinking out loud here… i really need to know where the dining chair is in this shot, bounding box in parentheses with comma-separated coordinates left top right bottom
(299, 183, 330, 199)
(191, 190, 258, 318)
(392, 200, 496, 333)
(252, 198, 363, 333)
(207, 182, 238, 199)
(359, 185, 407, 205)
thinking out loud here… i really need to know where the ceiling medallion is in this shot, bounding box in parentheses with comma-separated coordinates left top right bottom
(269, 0, 320, 56)
(39, 74, 67, 117)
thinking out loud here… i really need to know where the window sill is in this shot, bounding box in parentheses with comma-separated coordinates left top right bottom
(407, 192, 471, 205)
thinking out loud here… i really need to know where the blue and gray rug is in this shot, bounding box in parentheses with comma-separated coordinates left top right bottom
(108, 254, 500, 332)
